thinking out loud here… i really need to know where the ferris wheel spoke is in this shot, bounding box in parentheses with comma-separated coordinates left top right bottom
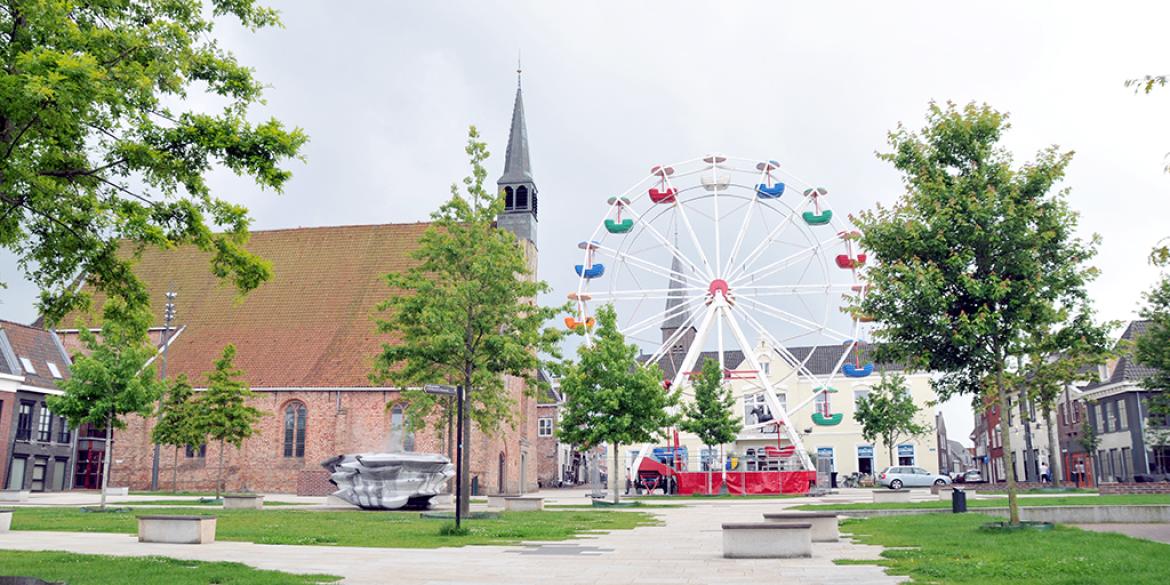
(737, 309, 826, 384)
(620, 200, 710, 280)
(736, 295, 852, 342)
(730, 232, 842, 287)
(673, 197, 715, 278)
(619, 293, 707, 339)
(724, 190, 764, 280)
(593, 243, 693, 287)
(727, 195, 815, 283)
(642, 302, 707, 368)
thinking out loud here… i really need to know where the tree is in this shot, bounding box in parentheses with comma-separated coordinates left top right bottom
(1021, 313, 1114, 487)
(372, 127, 562, 515)
(1136, 276, 1170, 448)
(47, 298, 163, 508)
(852, 373, 928, 468)
(1079, 416, 1101, 486)
(1124, 74, 1170, 262)
(0, 0, 306, 324)
(855, 102, 1099, 524)
(197, 344, 262, 499)
(558, 304, 679, 504)
(679, 357, 739, 494)
(151, 374, 205, 493)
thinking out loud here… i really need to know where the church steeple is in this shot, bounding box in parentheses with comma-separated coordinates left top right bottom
(497, 67, 538, 245)
(660, 248, 697, 374)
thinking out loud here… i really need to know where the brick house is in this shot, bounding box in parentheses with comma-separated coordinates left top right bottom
(53, 80, 545, 496)
(0, 320, 76, 492)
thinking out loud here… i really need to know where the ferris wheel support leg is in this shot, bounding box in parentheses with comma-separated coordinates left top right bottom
(629, 303, 719, 487)
(721, 305, 816, 472)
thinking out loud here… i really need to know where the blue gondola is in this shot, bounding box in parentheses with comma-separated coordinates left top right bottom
(756, 183, 785, 198)
(575, 263, 605, 279)
(842, 363, 874, 378)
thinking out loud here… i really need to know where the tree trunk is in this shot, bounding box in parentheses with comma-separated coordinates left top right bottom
(612, 443, 621, 505)
(172, 447, 180, 494)
(216, 439, 225, 499)
(1044, 404, 1062, 487)
(706, 444, 712, 495)
(458, 366, 473, 517)
(996, 361, 1020, 524)
(99, 413, 114, 510)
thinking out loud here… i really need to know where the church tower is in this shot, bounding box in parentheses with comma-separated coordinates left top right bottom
(659, 252, 697, 378)
(496, 70, 538, 247)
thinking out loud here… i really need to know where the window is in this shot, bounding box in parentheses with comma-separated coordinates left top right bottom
(743, 392, 777, 425)
(503, 186, 514, 209)
(853, 388, 871, 409)
(538, 417, 553, 437)
(1105, 401, 1117, 433)
(516, 185, 528, 208)
(283, 401, 307, 457)
(760, 361, 770, 375)
(1121, 447, 1132, 481)
(19, 357, 35, 374)
(37, 404, 52, 442)
(185, 444, 206, 458)
(389, 404, 414, 452)
(57, 416, 71, 443)
(897, 444, 916, 466)
(46, 362, 62, 379)
(16, 401, 34, 441)
(6, 456, 26, 490)
(1096, 404, 1106, 433)
(1118, 400, 1128, 431)
(814, 392, 831, 416)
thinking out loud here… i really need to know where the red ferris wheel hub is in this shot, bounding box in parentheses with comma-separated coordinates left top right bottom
(708, 279, 731, 298)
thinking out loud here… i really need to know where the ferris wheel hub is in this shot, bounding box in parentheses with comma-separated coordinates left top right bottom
(706, 279, 733, 305)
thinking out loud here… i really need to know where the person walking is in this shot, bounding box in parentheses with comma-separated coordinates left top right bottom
(1040, 462, 1050, 483)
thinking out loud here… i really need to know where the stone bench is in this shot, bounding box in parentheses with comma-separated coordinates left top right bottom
(0, 509, 12, 533)
(722, 522, 812, 558)
(486, 494, 520, 508)
(504, 496, 544, 512)
(104, 487, 129, 497)
(0, 490, 29, 503)
(762, 512, 840, 542)
(137, 515, 217, 544)
(873, 489, 911, 504)
(223, 494, 264, 510)
(938, 487, 975, 501)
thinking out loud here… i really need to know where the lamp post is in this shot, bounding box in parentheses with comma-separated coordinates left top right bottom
(149, 290, 177, 491)
(424, 384, 461, 527)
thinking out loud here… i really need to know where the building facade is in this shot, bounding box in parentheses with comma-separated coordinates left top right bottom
(0, 320, 76, 492)
(54, 79, 544, 496)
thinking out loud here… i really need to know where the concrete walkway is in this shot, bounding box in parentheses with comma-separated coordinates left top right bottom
(1072, 523, 1170, 545)
(0, 496, 904, 585)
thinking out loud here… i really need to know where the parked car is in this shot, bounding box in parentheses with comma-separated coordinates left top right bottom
(877, 466, 951, 489)
(954, 469, 983, 484)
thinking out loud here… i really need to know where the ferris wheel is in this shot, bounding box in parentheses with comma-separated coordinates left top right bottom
(569, 154, 872, 473)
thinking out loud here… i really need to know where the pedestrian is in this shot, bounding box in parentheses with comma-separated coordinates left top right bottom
(1040, 462, 1050, 483)
(1075, 461, 1086, 486)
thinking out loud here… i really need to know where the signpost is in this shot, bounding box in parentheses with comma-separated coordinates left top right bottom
(423, 384, 461, 528)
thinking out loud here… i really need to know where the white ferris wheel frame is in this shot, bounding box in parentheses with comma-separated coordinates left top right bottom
(571, 154, 870, 477)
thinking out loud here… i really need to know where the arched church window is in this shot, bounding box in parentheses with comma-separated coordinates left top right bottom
(283, 401, 307, 458)
(516, 185, 528, 208)
(504, 186, 515, 209)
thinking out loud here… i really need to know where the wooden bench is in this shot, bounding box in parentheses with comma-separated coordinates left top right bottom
(0, 509, 12, 533)
(762, 511, 840, 542)
(721, 522, 812, 558)
(0, 490, 29, 503)
(938, 487, 975, 501)
(872, 489, 911, 504)
(223, 494, 264, 510)
(137, 515, 217, 544)
(504, 496, 544, 512)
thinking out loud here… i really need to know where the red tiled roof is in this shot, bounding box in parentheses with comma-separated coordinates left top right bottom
(0, 319, 71, 389)
(60, 223, 432, 388)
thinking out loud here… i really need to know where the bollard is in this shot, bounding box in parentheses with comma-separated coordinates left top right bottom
(951, 488, 967, 513)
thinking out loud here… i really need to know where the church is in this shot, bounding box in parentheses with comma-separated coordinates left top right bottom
(55, 80, 544, 496)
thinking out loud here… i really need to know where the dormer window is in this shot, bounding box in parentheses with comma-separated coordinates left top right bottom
(19, 357, 35, 374)
(46, 362, 62, 379)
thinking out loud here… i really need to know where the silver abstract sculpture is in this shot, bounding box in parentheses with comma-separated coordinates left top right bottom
(322, 453, 455, 510)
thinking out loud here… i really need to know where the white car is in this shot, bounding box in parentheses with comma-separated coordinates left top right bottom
(877, 466, 951, 489)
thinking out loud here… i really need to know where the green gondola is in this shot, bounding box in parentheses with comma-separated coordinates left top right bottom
(605, 218, 634, 233)
(802, 210, 833, 225)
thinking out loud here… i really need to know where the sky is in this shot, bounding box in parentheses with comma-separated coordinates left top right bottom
(5, 0, 1170, 446)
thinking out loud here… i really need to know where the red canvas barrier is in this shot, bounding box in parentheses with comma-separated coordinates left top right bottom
(675, 470, 815, 495)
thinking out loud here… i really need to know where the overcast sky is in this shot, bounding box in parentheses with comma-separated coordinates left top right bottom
(5, 1, 1170, 446)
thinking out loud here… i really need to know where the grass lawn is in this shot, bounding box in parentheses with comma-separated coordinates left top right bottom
(839, 513, 1170, 585)
(0, 550, 340, 584)
(800, 493, 1170, 511)
(9, 507, 658, 548)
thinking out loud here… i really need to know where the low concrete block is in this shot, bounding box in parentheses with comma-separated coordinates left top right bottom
(487, 494, 518, 508)
(104, 487, 129, 497)
(0, 509, 12, 533)
(1018, 505, 1170, 524)
(137, 515, 217, 544)
(873, 489, 911, 504)
(722, 522, 812, 559)
(222, 494, 264, 510)
(0, 491, 29, 503)
(938, 488, 976, 501)
(762, 512, 840, 542)
(504, 497, 544, 512)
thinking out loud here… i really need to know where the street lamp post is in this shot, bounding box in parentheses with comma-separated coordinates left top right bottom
(150, 291, 177, 491)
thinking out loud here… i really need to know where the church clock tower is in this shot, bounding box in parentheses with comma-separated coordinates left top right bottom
(496, 71, 538, 247)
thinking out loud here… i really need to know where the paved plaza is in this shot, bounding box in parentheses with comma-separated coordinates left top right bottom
(0, 489, 906, 585)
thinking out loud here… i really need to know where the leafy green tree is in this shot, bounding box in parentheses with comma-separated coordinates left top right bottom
(1079, 415, 1101, 485)
(1136, 276, 1170, 447)
(558, 304, 678, 504)
(0, 0, 306, 324)
(151, 375, 205, 493)
(855, 102, 1099, 523)
(852, 373, 928, 468)
(197, 344, 262, 498)
(680, 357, 739, 494)
(1125, 74, 1170, 262)
(372, 127, 562, 515)
(48, 298, 164, 508)
(1021, 313, 1114, 487)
